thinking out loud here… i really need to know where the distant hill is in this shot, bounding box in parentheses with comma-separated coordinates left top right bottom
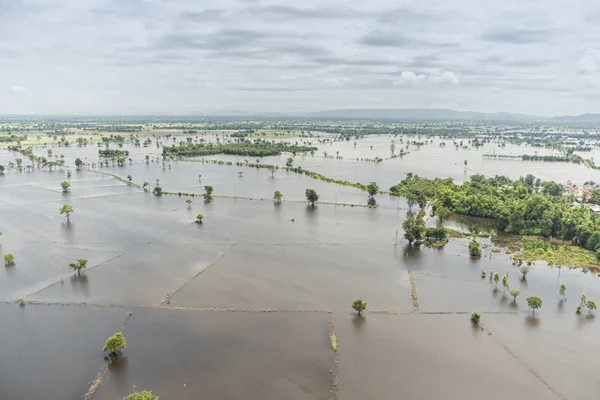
(308, 108, 538, 121)
(551, 113, 600, 123)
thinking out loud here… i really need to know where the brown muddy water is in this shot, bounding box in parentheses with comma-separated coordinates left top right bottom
(1, 137, 600, 399)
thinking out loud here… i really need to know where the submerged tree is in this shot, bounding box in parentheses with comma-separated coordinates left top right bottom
(402, 213, 426, 245)
(4, 253, 15, 266)
(69, 259, 88, 276)
(587, 300, 597, 314)
(509, 289, 521, 302)
(559, 283, 567, 301)
(519, 266, 529, 279)
(469, 239, 481, 257)
(60, 204, 74, 222)
(75, 158, 83, 169)
(493, 272, 500, 287)
(526, 296, 543, 315)
(123, 391, 159, 400)
(367, 182, 379, 198)
(352, 299, 367, 315)
(103, 332, 127, 356)
(152, 185, 163, 196)
(60, 180, 71, 193)
(286, 157, 294, 167)
(470, 312, 481, 323)
(268, 165, 276, 177)
(195, 214, 204, 224)
(273, 190, 283, 204)
(203, 185, 214, 201)
(305, 189, 319, 207)
(502, 274, 509, 292)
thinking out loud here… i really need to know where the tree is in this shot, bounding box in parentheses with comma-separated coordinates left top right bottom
(587, 300, 597, 314)
(123, 391, 158, 400)
(60, 204, 74, 222)
(367, 182, 379, 198)
(519, 266, 529, 279)
(268, 165, 276, 177)
(470, 312, 481, 323)
(493, 272, 500, 287)
(69, 259, 88, 276)
(526, 296, 543, 315)
(4, 253, 15, 266)
(305, 189, 319, 207)
(204, 185, 214, 201)
(577, 292, 587, 313)
(186, 199, 192, 208)
(402, 214, 426, 245)
(502, 274, 509, 292)
(0, 165, 4, 175)
(103, 332, 127, 356)
(469, 240, 481, 257)
(127, 175, 132, 182)
(273, 190, 283, 204)
(75, 158, 83, 169)
(142, 181, 149, 190)
(61, 180, 71, 193)
(286, 157, 294, 167)
(352, 300, 366, 315)
(152, 185, 163, 196)
(509, 289, 521, 302)
(195, 214, 204, 224)
(559, 283, 566, 300)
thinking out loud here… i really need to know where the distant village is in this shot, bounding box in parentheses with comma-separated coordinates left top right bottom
(565, 180, 600, 213)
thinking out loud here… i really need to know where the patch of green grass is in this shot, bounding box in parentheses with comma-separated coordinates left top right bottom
(444, 228, 491, 239)
(330, 333, 337, 352)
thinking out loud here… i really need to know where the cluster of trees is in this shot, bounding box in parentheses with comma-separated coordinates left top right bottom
(98, 149, 129, 158)
(162, 140, 317, 158)
(392, 173, 600, 257)
(0, 134, 27, 142)
(401, 211, 448, 246)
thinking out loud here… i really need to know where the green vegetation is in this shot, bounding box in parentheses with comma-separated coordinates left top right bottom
(273, 190, 283, 204)
(195, 214, 204, 224)
(493, 272, 500, 287)
(123, 390, 159, 400)
(367, 182, 379, 197)
(203, 185, 213, 201)
(509, 289, 521, 302)
(152, 185, 163, 196)
(69, 259, 88, 276)
(402, 211, 426, 245)
(469, 239, 481, 257)
(330, 332, 338, 352)
(186, 199, 192, 208)
(98, 149, 129, 158)
(15, 297, 25, 306)
(470, 312, 481, 323)
(526, 296, 543, 314)
(163, 140, 316, 158)
(61, 180, 71, 193)
(60, 204, 74, 222)
(305, 189, 319, 207)
(519, 266, 529, 279)
(4, 253, 15, 266)
(389, 173, 600, 267)
(560, 283, 567, 300)
(103, 332, 127, 356)
(511, 238, 598, 269)
(352, 299, 367, 315)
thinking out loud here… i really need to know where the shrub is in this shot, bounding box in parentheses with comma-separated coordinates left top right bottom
(470, 312, 481, 323)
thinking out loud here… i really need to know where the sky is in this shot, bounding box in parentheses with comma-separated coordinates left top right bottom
(1, 0, 599, 116)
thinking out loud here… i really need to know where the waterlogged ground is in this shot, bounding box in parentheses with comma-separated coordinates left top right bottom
(1, 136, 600, 399)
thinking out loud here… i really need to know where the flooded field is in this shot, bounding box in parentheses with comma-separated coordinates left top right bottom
(2, 133, 600, 399)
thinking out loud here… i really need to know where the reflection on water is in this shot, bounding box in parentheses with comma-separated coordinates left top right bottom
(524, 315, 541, 329)
(70, 273, 89, 296)
(352, 315, 366, 334)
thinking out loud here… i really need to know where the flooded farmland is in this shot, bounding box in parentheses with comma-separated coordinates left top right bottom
(2, 131, 600, 400)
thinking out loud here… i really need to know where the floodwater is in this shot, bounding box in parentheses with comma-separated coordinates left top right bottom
(1, 133, 600, 399)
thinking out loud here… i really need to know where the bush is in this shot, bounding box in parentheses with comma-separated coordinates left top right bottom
(469, 240, 481, 257)
(123, 391, 158, 400)
(470, 312, 481, 323)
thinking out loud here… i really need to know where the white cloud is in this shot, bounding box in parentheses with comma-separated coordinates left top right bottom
(12, 85, 26, 92)
(579, 49, 600, 74)
(394, 71, 459, 86)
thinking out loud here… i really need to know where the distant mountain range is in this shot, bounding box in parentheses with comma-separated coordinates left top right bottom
(307, 108, 600, 123)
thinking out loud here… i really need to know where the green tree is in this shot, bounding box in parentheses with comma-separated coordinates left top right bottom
(0, 165, 4, 175)
(60, 204, 74, 222)
(204, 185, 214, 201)
(195, 214, 204, 224)
(587, 300, 597, 314)
(69, 259, 88, 276)
(469, 240, 481, 257)
(352, 299, 367, 315)
(367, 182, 379, 198)
(268, 165, 276, 177)
(305, 189, 319, 207)
(4, 253, 15, 266)
(142, 181, 149, 190)
(509, 289, 521, 302)
(502, 274, 509, 292)
(103, 332, 127, 356)
(286, 157, 294, 167)
(273, 190, 283, 204)
(123, 391, 159, 400)
(402, 213, 426, 245)
(526, 296, 543, 315)
(470, 312, 481, 323)
(559, 283, 566, 300)
(493, 272, 500, 287)
(61, 180, 71, 193)
(186, 199, 192, 208)
(519, 266, 529, 279)
(127, 175, 132, 182)
(152, 185, 163, 196)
